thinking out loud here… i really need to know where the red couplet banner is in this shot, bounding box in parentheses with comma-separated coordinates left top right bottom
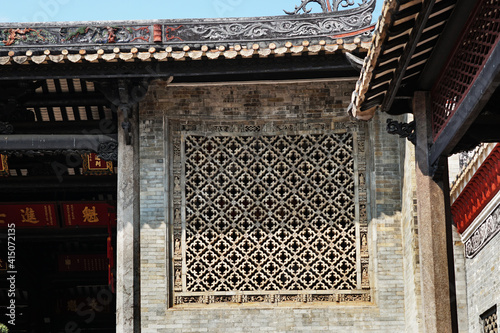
(61, 202, 117, 227)
(0, 203, 58, 228)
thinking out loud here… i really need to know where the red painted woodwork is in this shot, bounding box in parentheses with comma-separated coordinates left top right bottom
(451, 144, 500, 233)
(61, 202, 117, 227)
(82, 153, 114, 176)
(331, 25, 376, 39)
(0, 203, 58, 228)
(431, 0, 500, 141)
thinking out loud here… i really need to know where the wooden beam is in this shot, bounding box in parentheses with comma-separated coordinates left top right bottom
(0, 54, 357, 81)
(382, 0, 437, 113)
(0, 134, 117, 152)
(0, 175, 116, 191)
(23, 92, 109, 107)
(10, 120, 117, 134)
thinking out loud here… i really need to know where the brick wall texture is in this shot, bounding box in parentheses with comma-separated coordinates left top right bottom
(138, 79, 409, 332)
(465, 214, 500, 332)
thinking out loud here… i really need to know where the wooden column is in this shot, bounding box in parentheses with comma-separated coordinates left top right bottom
(116, 106, 140, 332)
(414, 91, 457, 333)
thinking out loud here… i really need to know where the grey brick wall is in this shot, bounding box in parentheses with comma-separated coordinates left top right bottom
(465, 217, 500, 332)
(138, 79, 408, 332)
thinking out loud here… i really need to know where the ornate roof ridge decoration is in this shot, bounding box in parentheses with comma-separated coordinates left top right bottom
(450, 143, 497, 204)
(0, 38, 373, 66)
(451, 144, 500, 234)
(0, 2, 374, 54)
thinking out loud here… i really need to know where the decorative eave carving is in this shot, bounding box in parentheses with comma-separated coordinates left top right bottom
(451, 144, 500, 234)
(464, 195, 500, 259)
(0, 2, 374, 64)
(450, 143, 497, 203)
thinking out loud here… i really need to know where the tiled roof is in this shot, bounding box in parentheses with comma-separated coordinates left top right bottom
(349, 0, 457, 120)
(0, 38, 372, 66)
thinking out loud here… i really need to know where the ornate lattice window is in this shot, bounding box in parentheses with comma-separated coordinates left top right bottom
(482, 306, 498, 333)
(170, 121, 369, 305)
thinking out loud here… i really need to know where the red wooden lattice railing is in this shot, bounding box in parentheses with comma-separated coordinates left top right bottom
(451, 144, 500, 233)
(431, 0, 500, 141)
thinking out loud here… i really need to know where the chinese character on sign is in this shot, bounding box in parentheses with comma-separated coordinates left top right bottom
(21, 207, 39, 224)
(0, 213, 5, 224)
(82, 206, 99, 223)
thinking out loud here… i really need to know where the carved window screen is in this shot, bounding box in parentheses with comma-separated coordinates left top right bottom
(482, 306, 498, 333)
(171, 122, 369, 305)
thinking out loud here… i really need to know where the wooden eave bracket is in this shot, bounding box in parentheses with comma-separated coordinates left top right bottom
(96, 79, 150, 145)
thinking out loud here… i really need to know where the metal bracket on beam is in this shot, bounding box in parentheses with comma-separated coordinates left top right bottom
(387, 119, 416, 145)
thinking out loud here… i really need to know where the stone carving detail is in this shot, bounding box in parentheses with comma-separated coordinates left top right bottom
(188, 13, 372, 41)
(171, 120, 369, 304)
(360, 232, 368, 257)
(361, 259, 369, 289)
(459, 145, 482, 171)
(97, 141, 118, 161)
(171, 133, 184, 290)
(64, 26, 151, 43)
(465, 203, 500, 259)
(174, 292, 370, 305)
(174, 267, 182, 292)
(0, 1, 374, 49)
(1, 28, 58, 46)
(0, 26, 150, 46)
(174, 238, 181, 259)
(338, 293, 370, 302)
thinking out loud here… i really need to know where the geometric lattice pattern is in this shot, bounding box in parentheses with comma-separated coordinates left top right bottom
(184, 133, 356, 292)
(431, 0, 500, 140)
(482, 306, 498, 333)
